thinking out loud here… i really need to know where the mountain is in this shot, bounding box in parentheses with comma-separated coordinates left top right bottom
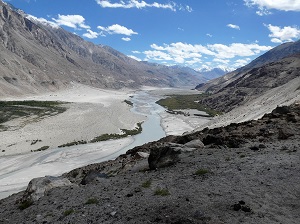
(196, 40, 300, 94)
(196, 40, 300, 112)
(170, 65, 209, 83)
(197, 67, 232, 80)
(0, 2, 201, 97)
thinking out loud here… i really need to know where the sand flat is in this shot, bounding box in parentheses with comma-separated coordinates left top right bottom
(0, 84, 145, 156)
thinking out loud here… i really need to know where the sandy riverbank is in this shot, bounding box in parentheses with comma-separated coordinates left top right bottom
(0, 84, 146, 156)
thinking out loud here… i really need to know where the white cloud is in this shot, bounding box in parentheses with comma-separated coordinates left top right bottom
(178, 27, 184, 31)
(206, 33, 213, 37)
(213, 58, 230, 64)
(245, 0, 300, 15)
(122, 37, 131, 41)
(26, 15, 59, 28)
(233, 58, 251, 67)
(208, 43, 272, 59)
(143, 41, 272, 70)
(227, 24, 240, 30)
(83, 29, 99, 39)
(95, 0, 192, 12)
(265, 24, 300, 43)
(144, 50, 173, 61)
(98, 24, 138, 36)
(128, 55, 142, 61)
(52, 14, 90, 29)
(132, 50, 141, 54)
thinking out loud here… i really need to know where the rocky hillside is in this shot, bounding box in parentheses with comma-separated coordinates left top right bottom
(0, 2, 202, 97)
(0, 103, 299, 223)
(196, 40, 300, 112)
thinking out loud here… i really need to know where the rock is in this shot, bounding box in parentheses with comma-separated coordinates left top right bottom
(241, 206, 251, 212)
(136, 152, 150, 158)
(21, 176, 73, 202)
(233, 203, 241, 211)
(148, 143, 181, 170)
(250, 146, 259, 151)
(184, 139, 204, 149)
(80, 171, 109, 185)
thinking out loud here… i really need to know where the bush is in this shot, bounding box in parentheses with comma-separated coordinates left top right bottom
(18, 200, 33, 210)
(63, 209, 74, 216)
(85, 198, 99, 205)
(154, 188, 170, 196)
(141, 180, 152, 188)
(195, 169, 210, 176)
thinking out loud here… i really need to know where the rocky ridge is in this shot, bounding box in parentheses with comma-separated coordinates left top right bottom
(0, 103, 299, 223)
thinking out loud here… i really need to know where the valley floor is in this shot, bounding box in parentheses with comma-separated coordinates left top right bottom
(0, 84, 209, 199)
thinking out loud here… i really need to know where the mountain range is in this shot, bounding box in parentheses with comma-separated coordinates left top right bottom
(0, 1, 206, 97)
(196, 39, 300, 112)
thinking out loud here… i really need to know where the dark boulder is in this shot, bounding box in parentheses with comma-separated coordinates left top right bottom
(80, 171, 109, 185)
(148, 143, 182, 170)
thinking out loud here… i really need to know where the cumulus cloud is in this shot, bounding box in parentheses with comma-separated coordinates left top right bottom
(122, 37, 131, 41)
(265, 24, 300, 43)
(83, 29, 99, 39)
(128, 55, 142, 61)
(227, 24, 240, 30)
(245, 0, 300, 15)
(52, 14, 90, 29)
(26, 15, 59, 28)
(207, 43, 272, 58)
(95, 0, 192, 12)
(143, 41, 272, 69)
(98, 24, 138, 36)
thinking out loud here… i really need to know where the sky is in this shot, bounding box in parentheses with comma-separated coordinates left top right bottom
(3, 0, 300, 71)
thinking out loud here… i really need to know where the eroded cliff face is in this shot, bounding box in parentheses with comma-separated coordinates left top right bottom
(1, 103, 299, 224)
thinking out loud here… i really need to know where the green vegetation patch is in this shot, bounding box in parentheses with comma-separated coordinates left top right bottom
(90, 122, 142, 143)
(154, 188, 170, 196)
(31, 146, 49, 152)
(141, 180, 152, 188)
(195, 169, 210, 176)
(156, 94, 220, 117)
(85, 198, 99, 205)
(124, 99, 133, 106)
(0, 100, 67, 131)
(63, 209, 74, 216)
(18, 200, 33, 210)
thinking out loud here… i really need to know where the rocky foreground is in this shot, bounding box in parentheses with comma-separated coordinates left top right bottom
(0, 103, 299, 224)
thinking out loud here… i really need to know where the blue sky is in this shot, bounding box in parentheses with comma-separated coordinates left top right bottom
(3, 0, 300, 71)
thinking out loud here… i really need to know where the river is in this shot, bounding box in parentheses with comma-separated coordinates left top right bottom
(0, 91, 166, 199)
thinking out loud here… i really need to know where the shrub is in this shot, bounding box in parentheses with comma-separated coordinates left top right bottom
(18, 200, 33, 210)
(63, 209, 74, 216)
(154, 188, 170, 196)
(85, 198, 99, 205)
(195, 169, 210, 176)
(141, 180, 152, 188)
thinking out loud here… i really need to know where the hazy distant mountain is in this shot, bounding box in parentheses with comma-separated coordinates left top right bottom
(0, 2, 202, 97)
(196, 40, 300, 112)
(197, 67, 232, 80)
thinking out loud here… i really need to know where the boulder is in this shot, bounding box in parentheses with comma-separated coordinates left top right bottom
(184, 139, 204, 149)
(148, 143, 182, 170)
(21, 176, 73, 202)
(80, 171, 109, 185)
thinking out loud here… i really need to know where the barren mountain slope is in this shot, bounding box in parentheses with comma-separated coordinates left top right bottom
(201, 54, 300, 112)
(197, 40, 300, 94)
(0, 2, 203, 97)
